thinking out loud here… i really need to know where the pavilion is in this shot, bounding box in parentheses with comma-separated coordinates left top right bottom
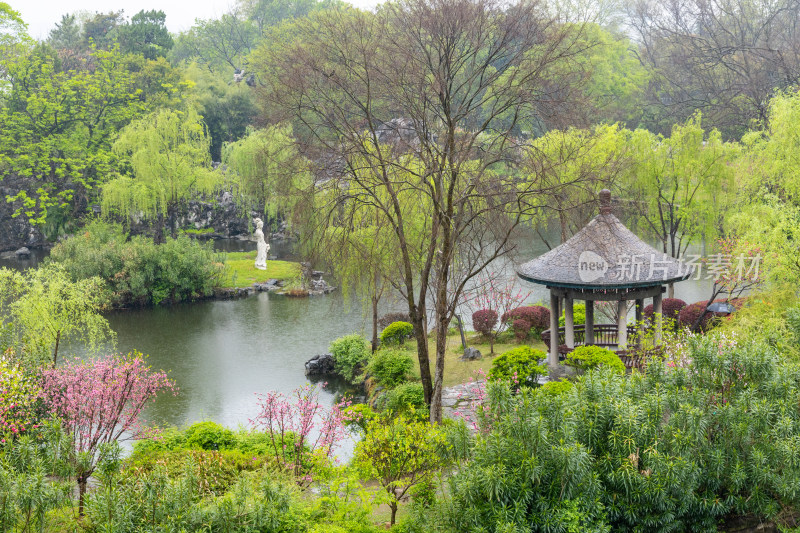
(516, 190, 693, 370)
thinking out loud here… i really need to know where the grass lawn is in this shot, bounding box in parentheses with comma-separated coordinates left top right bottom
(403, 331, 548, 388)
(219, 251, 302, 288)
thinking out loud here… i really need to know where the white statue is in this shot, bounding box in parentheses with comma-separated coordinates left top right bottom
(254, 218, 269, 270)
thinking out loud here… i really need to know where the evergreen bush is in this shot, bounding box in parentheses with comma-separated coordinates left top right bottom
(408, 335, 800, 532)
(564, 345, 625, 374)
(487, 346, 547, 388)
(367, 349, 414, 388)
(48, 220, 225, 307)
(330, 334, 371, 382)
(380, 321, 413, 346)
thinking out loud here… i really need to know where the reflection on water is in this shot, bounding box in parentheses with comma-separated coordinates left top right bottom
(106, 291, 369, 430)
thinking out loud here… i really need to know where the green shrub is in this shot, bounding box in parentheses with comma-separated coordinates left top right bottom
(48, 220, 225, 307)
(410, 335, 800, 532)
(538, 379, 573, 396)
(330, 334, 371, 382)
(487, 346, 547, 387)
(564, 345, 625, 374)
(380, 321, 413, 345)
(378, 382, 429, 420)
(367, 349, 414, 388)
(185, 421, 236, 450)
(558, 303, 586, 326)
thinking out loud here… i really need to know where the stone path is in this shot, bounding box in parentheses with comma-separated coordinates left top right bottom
(441, 375, 551, 430)
(441, 380, 485, 430)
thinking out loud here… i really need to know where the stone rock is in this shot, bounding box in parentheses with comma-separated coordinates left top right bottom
(305, 353, 336, 376)
(252, 279, 280, 292)
(0, 175, 46, 251)
(311, 270, 325, 280)
(14, 247, 30, 258)
(460, 347, 482, 361)
(0, 251, 16, 260)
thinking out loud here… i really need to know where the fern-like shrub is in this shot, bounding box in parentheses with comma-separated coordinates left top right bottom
(405, 334, 800, 532)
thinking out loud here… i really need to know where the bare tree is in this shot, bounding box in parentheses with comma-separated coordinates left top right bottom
(627, 0, 800, 138)
(255, 0, 594, 421)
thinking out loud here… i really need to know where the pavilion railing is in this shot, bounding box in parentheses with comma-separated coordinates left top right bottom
(541, 323, 638, 348)
(541, 324, 665, 370)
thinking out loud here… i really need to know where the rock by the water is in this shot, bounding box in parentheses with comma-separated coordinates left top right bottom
(460, 347, 482, 361)
(14, 247, 31, 258)
(0, 251, 16, 260)
(252, 279, 280, 292)
(305, 353, 336, 376)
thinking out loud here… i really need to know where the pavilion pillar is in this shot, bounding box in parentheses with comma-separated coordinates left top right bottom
(564, 296, 575, 349)
(585, 299, 594, 345)
(549, 290, 560, 367)
(617, 299, 628, 349)
(635, 298, 644, 348)
(653, 292, 663, 345)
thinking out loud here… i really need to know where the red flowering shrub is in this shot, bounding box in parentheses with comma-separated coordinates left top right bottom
(512, 319, 531, 342)
(677, 299, 743, 332)
(472, 309, 499, 336)
(502, 306, 550, 331)
(643, 298, 687, 323)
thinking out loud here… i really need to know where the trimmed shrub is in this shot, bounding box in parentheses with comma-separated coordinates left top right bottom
(367, 349, 414, 388)
(564, 345, 624, 374)
(512, 319, 531, 342)
(330, 334, 371, 382)
(378, 382, 429, 420)
(378, 312, 412, 330)
(538, 379, 573, 396)
(471, 309, 498, 336)
(558, 303, 586, 327)
(380, 321, 413, 346)
(502, 305, 550, 331)
(643, 298, 687, 323)
(184, 421, 236, 450)
(488, 346, 547, 388)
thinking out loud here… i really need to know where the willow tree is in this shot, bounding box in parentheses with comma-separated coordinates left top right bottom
(222, 124, 310, 224)
(0, 265, 114, 367)
(624, 114, 735, 296)
(255, 0, 593, 421)
(102, 106, 220, 242)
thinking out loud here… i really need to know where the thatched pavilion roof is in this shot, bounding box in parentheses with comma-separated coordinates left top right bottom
(516, 190, 692, 290)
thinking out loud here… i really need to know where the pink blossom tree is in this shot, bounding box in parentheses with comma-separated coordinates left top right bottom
(40, 351, 175, 515)
(251, 384, 351, 485)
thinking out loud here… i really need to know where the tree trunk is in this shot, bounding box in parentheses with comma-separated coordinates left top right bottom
(78, 475, 88, 517)
(455, 314, 467, 350)
(155, 212, 166, 244)
(668, 282, 675, 299)
(52, 330, 61, 368)
(430, 310, 449, 423)
(371, 294, 379, 353)
(410, 308, 433, 405)
(390, 501, 398, 526)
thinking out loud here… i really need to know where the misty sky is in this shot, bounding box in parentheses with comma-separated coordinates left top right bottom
(17, 0, 378, 40)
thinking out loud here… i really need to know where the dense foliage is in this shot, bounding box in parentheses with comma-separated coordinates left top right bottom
(564, 345, 625, 374)
(329, 334, 371, 383)
(380, 321, 413, 346)
(409, 334, 800, 532)
(48, 220, 225, 306)
(487, 346, 548, 388)
(366, 349, 414, 388)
